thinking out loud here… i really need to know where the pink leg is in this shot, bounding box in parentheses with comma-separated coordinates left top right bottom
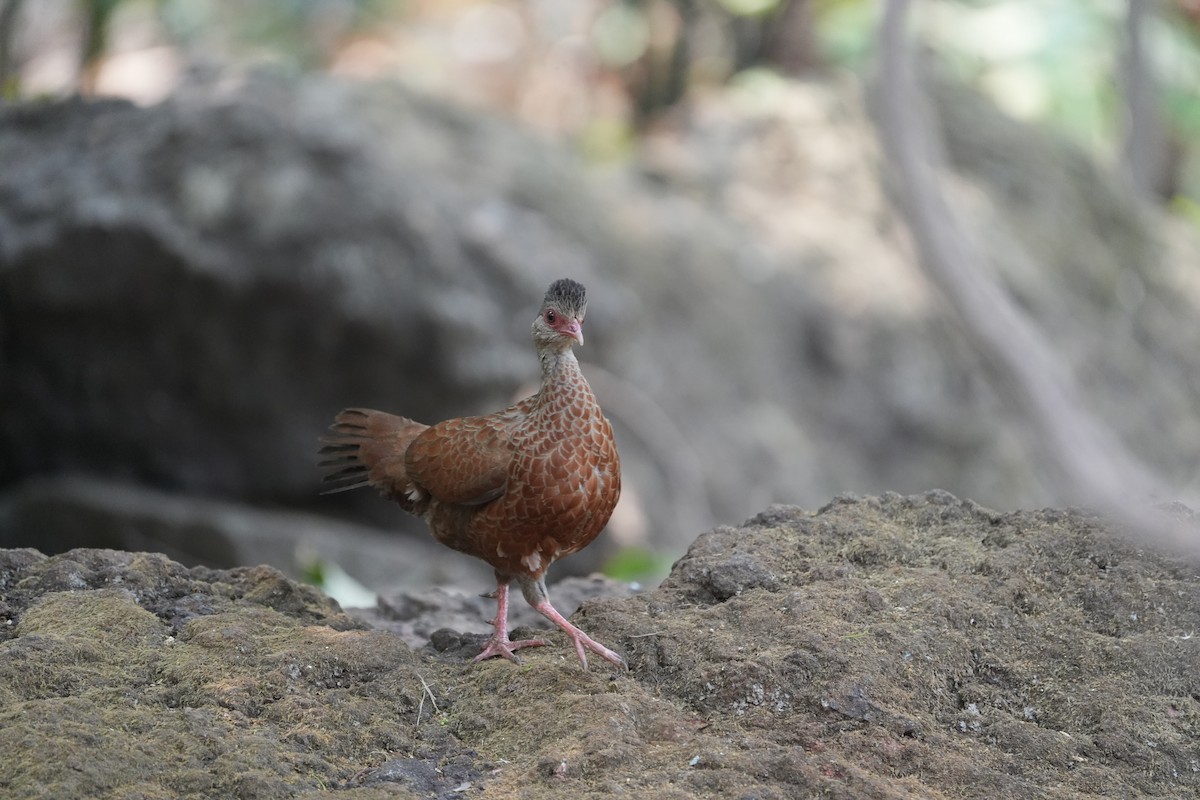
(519, 577, 627, 671)
(473, 580, 548, 664)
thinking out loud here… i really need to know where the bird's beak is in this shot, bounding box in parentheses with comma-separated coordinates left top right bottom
(566, 319, 584, 346)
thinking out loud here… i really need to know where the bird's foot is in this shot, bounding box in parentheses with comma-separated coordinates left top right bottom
(528, 597, 627, 671)
(563, 628, 627, 672)
(472, 635, 548, 665)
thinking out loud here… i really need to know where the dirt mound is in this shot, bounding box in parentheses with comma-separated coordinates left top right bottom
(1, 492, 1197, 798)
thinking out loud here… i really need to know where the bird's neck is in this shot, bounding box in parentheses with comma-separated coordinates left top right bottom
(537, 347, 590, 403)
(539, 346, 579, 382)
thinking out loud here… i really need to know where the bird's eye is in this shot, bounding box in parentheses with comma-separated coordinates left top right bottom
(545, 310, 556, 324)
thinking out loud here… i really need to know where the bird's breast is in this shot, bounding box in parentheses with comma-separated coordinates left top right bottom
(442, 356, 621, 578)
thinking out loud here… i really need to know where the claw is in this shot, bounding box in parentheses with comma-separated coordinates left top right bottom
(561, 624, 626, 671)
(473, 635, 548, 664)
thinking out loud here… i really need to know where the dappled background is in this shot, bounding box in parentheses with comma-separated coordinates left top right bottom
(2, 0, 1199, 602)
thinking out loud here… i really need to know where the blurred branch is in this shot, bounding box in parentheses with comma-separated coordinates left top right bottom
(0, 0, 22, 97)
(630, 0, 696, 127)
(79, 0, 121, 93)
(629, 0, 818, 125)
(867, 0, 1194, 548)
(1120, 0, 1173, 201)
(763, 0, 820, 75)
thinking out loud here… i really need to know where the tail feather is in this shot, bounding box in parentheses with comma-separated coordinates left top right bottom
(317, 408, 430, 509)
(317, 447, 365, 468)
(319, 463, 371, 494)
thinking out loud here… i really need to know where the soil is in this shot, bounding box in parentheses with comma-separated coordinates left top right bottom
(1, 491, 1197, 798)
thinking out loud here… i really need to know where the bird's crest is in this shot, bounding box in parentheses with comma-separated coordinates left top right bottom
(544, 278, 587, 316)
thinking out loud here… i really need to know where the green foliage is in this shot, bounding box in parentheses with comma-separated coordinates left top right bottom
(157, 0, 384, 69)
(16, 1, 1199, 201)
(716, 0, 783, 16)
(592, 3, 650, 68)
(812, 0, 1200, 203)
(300, 558, 326, 587)
(602, 545, 675, 583)
(813, 0, 878, 65)
(298, 557, 377, 608)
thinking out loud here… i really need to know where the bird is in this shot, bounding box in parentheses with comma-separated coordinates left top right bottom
(319, 279, 625, 670)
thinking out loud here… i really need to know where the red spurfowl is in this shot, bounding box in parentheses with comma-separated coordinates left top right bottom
(320, 279, 625, 669)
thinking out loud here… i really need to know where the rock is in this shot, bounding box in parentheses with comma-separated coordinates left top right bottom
(2, 494, 1197, 798)
(585, 492, 1200, 797)
(358, 756, 481, 794)
(3, 70, 1199, 585)
(0, 474, 492, 592)
(637, 74, 1200, 513)
(0, 75, 752, 556)
(0, 547, 358, 641)
(355, 573, 641, 649)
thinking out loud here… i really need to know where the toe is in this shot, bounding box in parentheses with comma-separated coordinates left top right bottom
(569, 632, 626, 671)
(473, 636, 547, 664)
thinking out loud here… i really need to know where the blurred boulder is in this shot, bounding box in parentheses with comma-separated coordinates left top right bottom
(2, 71, 1197, 586)
(0, 76, 775, 563)
(0, 474, 490, 592)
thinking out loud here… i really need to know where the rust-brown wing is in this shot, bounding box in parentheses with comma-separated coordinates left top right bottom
(404, 414, 516, 507)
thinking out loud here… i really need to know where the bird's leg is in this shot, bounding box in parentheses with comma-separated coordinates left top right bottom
(473, 577, 548, 664)
(518, 576, 627, 671)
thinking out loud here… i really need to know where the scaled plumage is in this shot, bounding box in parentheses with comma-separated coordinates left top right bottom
(320, 279, 624, 669)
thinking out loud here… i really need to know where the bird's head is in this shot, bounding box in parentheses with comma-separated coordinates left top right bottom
(532, 278, 587, 351)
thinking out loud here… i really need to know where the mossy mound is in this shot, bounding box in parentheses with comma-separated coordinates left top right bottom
(2, 493, 1197, 798)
